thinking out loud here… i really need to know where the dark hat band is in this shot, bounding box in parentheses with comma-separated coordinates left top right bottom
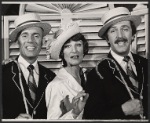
(17, 20, 40, 27)
(104, 14, 129, 25)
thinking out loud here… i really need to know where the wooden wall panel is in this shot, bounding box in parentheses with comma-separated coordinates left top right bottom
(3, 3, 148, 73)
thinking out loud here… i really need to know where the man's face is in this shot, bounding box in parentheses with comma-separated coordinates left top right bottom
(18, 27, 43, 61)
(107, 21, 134, 56)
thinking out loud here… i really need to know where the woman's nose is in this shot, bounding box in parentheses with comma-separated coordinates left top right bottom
(72, 45, 77, 52)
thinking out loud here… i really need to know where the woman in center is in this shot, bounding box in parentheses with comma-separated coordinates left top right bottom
(45, 22, 89, 119)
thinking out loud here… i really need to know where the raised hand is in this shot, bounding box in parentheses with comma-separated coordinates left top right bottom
(72, 90, 89, 118)
(60, 90, 89, 118)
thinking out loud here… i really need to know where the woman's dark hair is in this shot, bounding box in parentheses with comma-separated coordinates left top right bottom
(59, 33, 88, 67)
(103, 21, 137, 43)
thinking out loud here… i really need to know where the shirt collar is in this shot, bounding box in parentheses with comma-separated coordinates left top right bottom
(110, 50, 134, 64)
(18, 55, 38, 70)
(128, 52, 134, 63)
(110, 50, 124, 64)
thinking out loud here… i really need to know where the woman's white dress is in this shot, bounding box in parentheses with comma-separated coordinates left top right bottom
(45, 68, 84, 119)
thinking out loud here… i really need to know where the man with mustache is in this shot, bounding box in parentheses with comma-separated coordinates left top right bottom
(84, 7, 148, 119)
(2, 13, 56, 119)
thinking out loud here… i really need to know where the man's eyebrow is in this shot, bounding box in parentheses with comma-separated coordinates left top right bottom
(109, 26, 116, 30)
(109, 25, 116, 28)
(21, 32, 28, 35)
(33, 33, 40, 35)
(121, 25, 130, 28)
(110, 25, 130, 29)
(21, 32, 41, 35)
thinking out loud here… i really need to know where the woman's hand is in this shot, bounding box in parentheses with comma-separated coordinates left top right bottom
(60, 90, 89, 118)
(72, 90, 89, 118)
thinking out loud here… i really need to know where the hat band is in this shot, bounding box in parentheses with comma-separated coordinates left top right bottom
(104, 14, 129, 25)
(17, 20, 41, 27)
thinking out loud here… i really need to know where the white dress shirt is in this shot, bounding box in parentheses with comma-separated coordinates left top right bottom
(45, 67, 83, 119)
(18, 55, 39, 87)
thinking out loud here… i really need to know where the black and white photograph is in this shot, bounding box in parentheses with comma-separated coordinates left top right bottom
(1, 0, 149, 122)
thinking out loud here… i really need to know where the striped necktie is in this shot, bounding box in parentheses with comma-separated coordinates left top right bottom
(123, 56, 138, 92)
(27, 65, 37, 103)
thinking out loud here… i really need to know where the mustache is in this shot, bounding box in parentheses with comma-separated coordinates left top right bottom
(115, 37, 128, 43)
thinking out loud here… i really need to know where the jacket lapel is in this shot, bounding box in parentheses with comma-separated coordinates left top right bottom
(11, 60, 34, 108)
(107, 53, 125, 82)
(12, 61, 50, 109)
(34, 64, 49, 108)
(21, 71, 34, 107)
(132, 54, 144, 94)
(108, 53, 139, 95)
(11, 61, 21, 92)
(11, 57, 22, 92)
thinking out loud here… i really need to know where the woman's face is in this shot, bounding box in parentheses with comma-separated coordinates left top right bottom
(63, 40, 84, 67)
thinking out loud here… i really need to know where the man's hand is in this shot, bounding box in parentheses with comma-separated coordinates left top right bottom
(122, 99, 143, 116)
(15, 113, 32, 119)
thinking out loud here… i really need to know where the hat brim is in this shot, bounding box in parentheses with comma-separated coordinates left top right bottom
(10, 22, 51, 42)
(50, 26, 80, 60)
(98, 15, 141, 38)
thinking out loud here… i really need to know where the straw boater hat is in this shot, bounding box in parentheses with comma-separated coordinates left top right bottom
(47, 21, 80, 60)
(10, 13, 51, 42)
(98, 7, 141, 38)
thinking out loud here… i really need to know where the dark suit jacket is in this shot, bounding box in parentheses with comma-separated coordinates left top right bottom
(2, 60, 56, 119)
(84, 53, 148, 119)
